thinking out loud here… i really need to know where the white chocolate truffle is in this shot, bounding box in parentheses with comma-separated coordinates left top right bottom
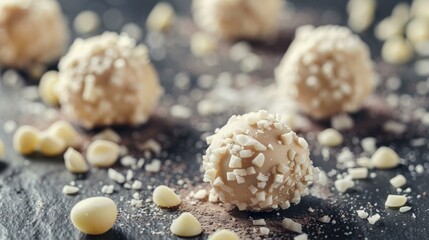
(70, 197, 118, 235)
(0, 0, 68, 68)
(203, 110, 319, 211)
(275, 25, 376, 119)
(56, 32, 163, 128)
(192, 0, 282, 40)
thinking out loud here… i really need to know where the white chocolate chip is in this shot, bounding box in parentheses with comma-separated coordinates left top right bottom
(62, 185, 80, 195)
(367, 214, 381, 225)
(282, 218, 302, 233)
(347, 168, 368, 179)
(317, 128, 343, 147)
(73, 10, 100, 35)
(399, 206, 411, 213)
(92, 129, 121, 143)
(145, 159, 162, 172)
(47, 120, 81, 148)
(64, 148, 89, 173)
(382, 36, 413, 64)
(334, 176, 355, 193)
(294, 233, 308, 240)
(390, 174, 407, 188)
(39, 71, 59, 106)
(370, 147, 400, 169)
(252, 219, 266, 226)
(153, 185, 181, 208)
(260, 227, 270, 235)
(193, 189, 207, 200)
(361, 137, 376, 153)
(318, 215, 331, 223)
(170, 212, 202, 237)
(146, 2, 175, 32)
(13, 125, 40, 155)
(385, 195, 407, 207)
(208, 229, 240, 240)
(39, 134, 67, 157)
(86, 140, 120, 167)
(356, 210, 369, 219)
(70, 197, 118, 235)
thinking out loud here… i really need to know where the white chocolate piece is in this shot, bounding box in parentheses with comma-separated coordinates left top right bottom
(62, 185, 79, 195)
(208, 229, 240, 240)
(317, 128, 343, 147)
(406, 18, 429, 46)
(39, 71, 59, 106)
(385, 195, 407, 207)
(57, 32, 162, 128)
(334, 176, 355, 193)
(367, 214, 380, 224)
(390, 174, 406, 188)
(153, 185, 182, 208)
(47, 120, 81, 148)
(0, 0, 68, 68)
(399, 206, 411, 213)
(282, 218, 302, 233)
(370, 147, 400, 169)
(191, 32, 217, 57)
(0, 138, 4, 159)
(86, 140, 120, 167)
(73, 10, 100, 35)
(381, 36, 413, 64)
(39, 134, 67, 157)
(193, 189, 207, 200)
(170, 212, 202, 237)
(70, 197, 118, 235)
(347, 167, 368, 179)
(203, 110, 319, 211)
(375, 17, 404, 41)
(260, 227, 270, 235)
(252, 219, 266, 226)
(275, 25, 376, 119)
(13, 125, 40, 155)
(347, 0, 376, 33)
(192, 0, 282, 40)
(64, 148, 89, 173)
(356, 210, 369, 219)
(146, 2, 175, 32)
(92, 129, 121, 143)
(294, 233, 308, 240)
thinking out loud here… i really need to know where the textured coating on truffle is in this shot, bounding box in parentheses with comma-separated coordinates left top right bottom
(275, 25, 376, 119)
(57, 32, 163, 128)
(203, 110, 319, 211)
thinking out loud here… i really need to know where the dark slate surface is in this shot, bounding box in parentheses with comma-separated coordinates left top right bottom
(1, 0, 428, 239)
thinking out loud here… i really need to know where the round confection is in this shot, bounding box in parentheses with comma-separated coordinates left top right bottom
(0, 0, 68, 68)
(275, 25, 376, 119)
(56, 32, 163, 128)
(192, 0, 283, 40)
(203, 110, 319, 211)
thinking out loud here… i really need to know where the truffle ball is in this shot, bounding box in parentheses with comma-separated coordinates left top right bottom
(0, 0, 68, 68)
(275, 25, 376, 119)
(56, 32, 163, 128)
(192, 0, 283, 40)
(203, 110, 319, 211)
